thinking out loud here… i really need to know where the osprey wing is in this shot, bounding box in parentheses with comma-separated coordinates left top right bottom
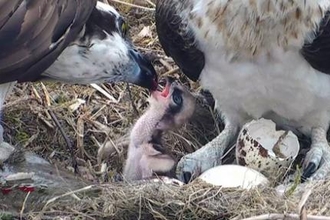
(0, 0, 97, 83)
(155, 0, 205, 82)
(301, 11, 330, 74)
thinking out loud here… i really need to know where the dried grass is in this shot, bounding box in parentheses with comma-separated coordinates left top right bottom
(23, 179, 330, 220)
(2, 0, 330, 219)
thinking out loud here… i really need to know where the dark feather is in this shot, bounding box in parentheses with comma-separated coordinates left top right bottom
(0, 0, 97, 83)
(80, 4, 120, 43)
(0, 0, 23, 29)
(155, 0, 205, 82)
(301, 11, 330, 74)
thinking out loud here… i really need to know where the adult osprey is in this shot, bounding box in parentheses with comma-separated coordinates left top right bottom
(0, 1, 157, 149)
(156, 0, 330, 182)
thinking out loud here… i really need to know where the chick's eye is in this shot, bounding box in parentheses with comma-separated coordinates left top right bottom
(121, 21, 129, 36)
(172, 93, 182, 105)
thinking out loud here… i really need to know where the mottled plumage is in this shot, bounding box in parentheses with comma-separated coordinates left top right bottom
(156, 0, 330, 182)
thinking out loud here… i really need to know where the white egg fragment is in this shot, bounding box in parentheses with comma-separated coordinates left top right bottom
(236, 118, 300, 181)
(198, 164, 269, 189)
(150, 176, 185, 186)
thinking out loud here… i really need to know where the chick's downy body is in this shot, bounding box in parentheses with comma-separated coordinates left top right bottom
(123, 78, 196, 181)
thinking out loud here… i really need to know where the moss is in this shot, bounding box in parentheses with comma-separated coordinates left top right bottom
(0, 213, 14, 220)
(14, 131, 30, 144)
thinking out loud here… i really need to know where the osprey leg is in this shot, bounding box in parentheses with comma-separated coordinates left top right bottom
(0, 82, 16, 144)
(302, 127, 330, 181)
(176, 125, 238, 183)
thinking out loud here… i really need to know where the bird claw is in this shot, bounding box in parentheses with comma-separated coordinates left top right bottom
(176, 154, 202, 183)
(176, 126, 236, 183)
(302, 162, 317, 182)
(176, 149, 222, 183)
(302, 143, 330, 181)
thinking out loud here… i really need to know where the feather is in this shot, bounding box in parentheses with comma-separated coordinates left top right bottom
(0, 0, 97, 83)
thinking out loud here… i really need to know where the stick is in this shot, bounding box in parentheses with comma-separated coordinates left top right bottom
(48, 109, 79, 174)
(126, 83, 139, 116)
(108, 0, 155, 11)
(39, 185, 98, 217)
(90, 83, 118, 103)
(241, 213, 330, 220)
(20, 191, 31, 219)
(144, 0, 155, 7)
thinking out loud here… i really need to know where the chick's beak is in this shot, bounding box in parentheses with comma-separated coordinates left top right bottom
(151, 76, 175, 99)
(129, 49, 158, 91)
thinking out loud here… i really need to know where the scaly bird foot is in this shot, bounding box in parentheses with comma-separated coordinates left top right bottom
(0, 124, 16, 163)
(302, 127, 330, 181)
(176, 125, 237, 183)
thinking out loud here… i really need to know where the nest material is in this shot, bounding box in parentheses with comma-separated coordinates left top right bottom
(2, 1, 330, 219)
(21, 179, 330, 220)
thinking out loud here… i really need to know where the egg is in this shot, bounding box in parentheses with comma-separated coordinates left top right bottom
(235, 118, 300, 182)
(198, 164, 269, 189)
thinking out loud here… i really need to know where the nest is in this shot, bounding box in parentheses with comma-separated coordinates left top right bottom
(2, 1, 330, 219)
(18, 179, 330, 220)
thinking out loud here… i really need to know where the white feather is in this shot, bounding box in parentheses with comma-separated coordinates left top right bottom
(186, 0, 330, 135)
(96, 1, 121, 17)
(200, 42, 330, 135)
(43, 33, 130, 84)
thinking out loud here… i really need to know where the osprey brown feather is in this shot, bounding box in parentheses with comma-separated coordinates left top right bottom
(0, 0, 96, 83)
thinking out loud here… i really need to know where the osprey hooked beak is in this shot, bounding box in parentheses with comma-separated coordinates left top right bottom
(129, 49, 158, 91)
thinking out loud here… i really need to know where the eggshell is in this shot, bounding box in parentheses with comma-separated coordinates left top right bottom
(236, 118, 300, 181)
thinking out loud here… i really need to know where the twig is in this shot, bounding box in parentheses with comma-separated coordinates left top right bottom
(40, 82, 51, 106)
(159, 59, 174, 71)
(41, 185, 97, 211)
(126, 83, 139, 116)
(221, 144, 236, 160)
(241, 213, 330, 220)
(39, 82, 79, 173)
(298, 186, 314, 220)
(22, 132, 39, 148)
(89, 104, 107, 121)
(76, 116, 85, 158)
(163, 67, 180, 76)
(168, 131, 196, 152)
(144, 0, 155, 7)
(20, 191, 31, 219)
(108, 0, 155, 11)
(31, 85, 42, 104)
(3, 96, 35, 108)
(48, 109, 79, 175)
(90, 83, 118, 103)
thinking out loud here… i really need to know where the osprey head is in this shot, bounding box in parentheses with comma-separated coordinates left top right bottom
(43, 1, 158, 91)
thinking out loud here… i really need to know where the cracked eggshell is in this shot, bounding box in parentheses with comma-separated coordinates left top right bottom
(198, 164, 269, 189)
(236, 118, 300, 181)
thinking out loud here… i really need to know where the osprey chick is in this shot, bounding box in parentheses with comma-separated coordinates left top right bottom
(156, 0, 330, 182)
(123, 77, 196, 181)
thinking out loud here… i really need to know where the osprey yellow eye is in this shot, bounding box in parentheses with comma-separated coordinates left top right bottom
(121, 21, 128, 36)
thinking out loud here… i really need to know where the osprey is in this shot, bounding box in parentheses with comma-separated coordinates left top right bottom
(0, 1, 157, 151)
(156, 0, 330, 182)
